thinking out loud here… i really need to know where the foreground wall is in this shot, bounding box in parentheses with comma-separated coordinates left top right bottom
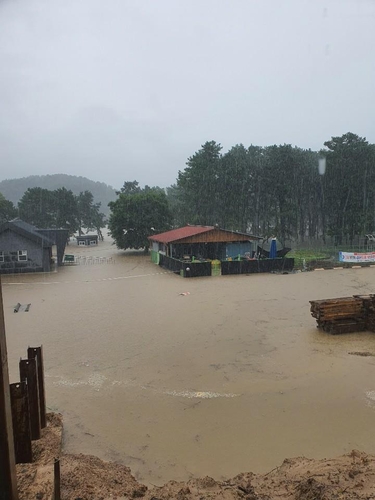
(158, 254, 211, 277)
(156, 252, 294, 277)
(221, 258, 295, 275)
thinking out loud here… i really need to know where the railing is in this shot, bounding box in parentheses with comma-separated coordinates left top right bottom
(63, 255, 115, 265)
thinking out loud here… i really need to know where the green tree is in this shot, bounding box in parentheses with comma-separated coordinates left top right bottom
(18, 187, 56, 227)
(322, 133, 375, 244)
(177, 141, 222, 225)
(166, 184, 185, 227)
(77, 190, 106, 236)
(0, 193, 17, 223)
(217, 144, 251, 232)
(51, 187, 79, 233)
(117, 180, 142, 195)
(108, 184, 172, 250)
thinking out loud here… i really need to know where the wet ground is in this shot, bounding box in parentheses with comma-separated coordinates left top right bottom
(3, 238, 375, 485)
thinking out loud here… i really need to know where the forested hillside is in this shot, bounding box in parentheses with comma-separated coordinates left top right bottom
(0, 174, 117, 214)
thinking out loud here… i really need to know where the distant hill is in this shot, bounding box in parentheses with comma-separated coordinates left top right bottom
(0, 174, 118, 215)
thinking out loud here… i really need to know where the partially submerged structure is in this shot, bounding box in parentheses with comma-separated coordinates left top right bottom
(149, 225, 260, 260)
(76, 234, 98, 246)
(0, 220, 69, 274)
(149, 225, 294, 277)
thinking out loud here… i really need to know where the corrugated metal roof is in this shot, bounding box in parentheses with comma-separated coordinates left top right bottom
(149, 225, 214, 244)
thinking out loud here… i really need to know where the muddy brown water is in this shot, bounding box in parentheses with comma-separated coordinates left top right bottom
(3, 238, 375, 485)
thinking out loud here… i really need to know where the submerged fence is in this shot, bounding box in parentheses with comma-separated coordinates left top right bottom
(158, 254, 212, 277)
(156, 253, 294, 277)
(221, 258, 295, 275)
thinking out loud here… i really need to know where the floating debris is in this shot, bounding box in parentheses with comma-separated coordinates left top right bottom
(13, 303, 31, 313)
(349, 351, 375, 357)
(164, 390, 239, 399)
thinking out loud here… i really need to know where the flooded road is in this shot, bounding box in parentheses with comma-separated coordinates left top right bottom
(3, 239, 375, 485)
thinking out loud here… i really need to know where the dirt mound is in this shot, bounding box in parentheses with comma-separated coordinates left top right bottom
(60, 454, 144, 499)
(15, 413, 375, 499)
(16, 412, 63, 500)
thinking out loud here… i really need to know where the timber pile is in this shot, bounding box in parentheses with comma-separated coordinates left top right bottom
(310, 296, 367, 334)
(360, 295, 375, 332)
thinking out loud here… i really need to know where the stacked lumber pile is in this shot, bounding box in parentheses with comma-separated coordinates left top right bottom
(310, 297, 366, 334)
(358, 295, 375, 332)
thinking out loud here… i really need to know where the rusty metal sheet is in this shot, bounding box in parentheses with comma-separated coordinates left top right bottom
(19, 358, 41, 440)
(27, 346, 47, 428)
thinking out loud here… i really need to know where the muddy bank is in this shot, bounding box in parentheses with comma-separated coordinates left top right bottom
(18, 413, 375, 499)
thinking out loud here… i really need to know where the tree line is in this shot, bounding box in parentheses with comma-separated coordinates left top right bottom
(108, 132, 375, 250)
(170, 133, 375, 246)
(0, 187, 106, 237)
(2, 131, 374, 249)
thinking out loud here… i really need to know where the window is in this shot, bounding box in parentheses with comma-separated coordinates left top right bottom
(18, 250, 27, 261)
(0, 251, 4, 263)
(90, 240, 97, 245)
(78, 240, 85, 246)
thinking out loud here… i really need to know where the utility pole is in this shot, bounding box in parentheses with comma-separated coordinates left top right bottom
(0, 275, 18, 499)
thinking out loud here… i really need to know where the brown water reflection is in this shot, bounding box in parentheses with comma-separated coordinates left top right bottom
(3, 239, 375, 485)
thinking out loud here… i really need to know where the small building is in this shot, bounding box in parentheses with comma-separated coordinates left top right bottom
(0, 220, 54, 274)
(76, 234, 98, 246)
(149, 225, 260, 260)
(148, 225, 294, 277)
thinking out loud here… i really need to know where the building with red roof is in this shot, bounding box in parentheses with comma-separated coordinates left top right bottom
(148, 225, 261, 261)
(148, 225, 294, 277)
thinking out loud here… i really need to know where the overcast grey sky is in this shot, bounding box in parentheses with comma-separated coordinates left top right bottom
(0, 0, 374, 189)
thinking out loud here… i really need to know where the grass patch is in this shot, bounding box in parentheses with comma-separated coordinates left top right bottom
(289, 249, 331, 262)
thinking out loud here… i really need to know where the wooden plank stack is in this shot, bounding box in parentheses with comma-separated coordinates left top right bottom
(310, 296, 367, 334)
(359, 295, 375, 332)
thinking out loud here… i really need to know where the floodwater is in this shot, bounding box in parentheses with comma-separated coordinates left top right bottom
(3, 238, 375, 485)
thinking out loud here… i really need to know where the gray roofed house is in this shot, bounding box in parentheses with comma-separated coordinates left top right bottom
(0, 219, 68, 274)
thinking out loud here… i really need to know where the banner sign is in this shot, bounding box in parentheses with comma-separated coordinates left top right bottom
(339, 251, 375, 263)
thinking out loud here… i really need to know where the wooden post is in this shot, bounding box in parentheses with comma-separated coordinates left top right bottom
(54, 458, 61, 500)
(10, 382, 32, 464)
(0, 275, 19, 499)
(27, 346, 46, 428)
(19, 358, 41, 440)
